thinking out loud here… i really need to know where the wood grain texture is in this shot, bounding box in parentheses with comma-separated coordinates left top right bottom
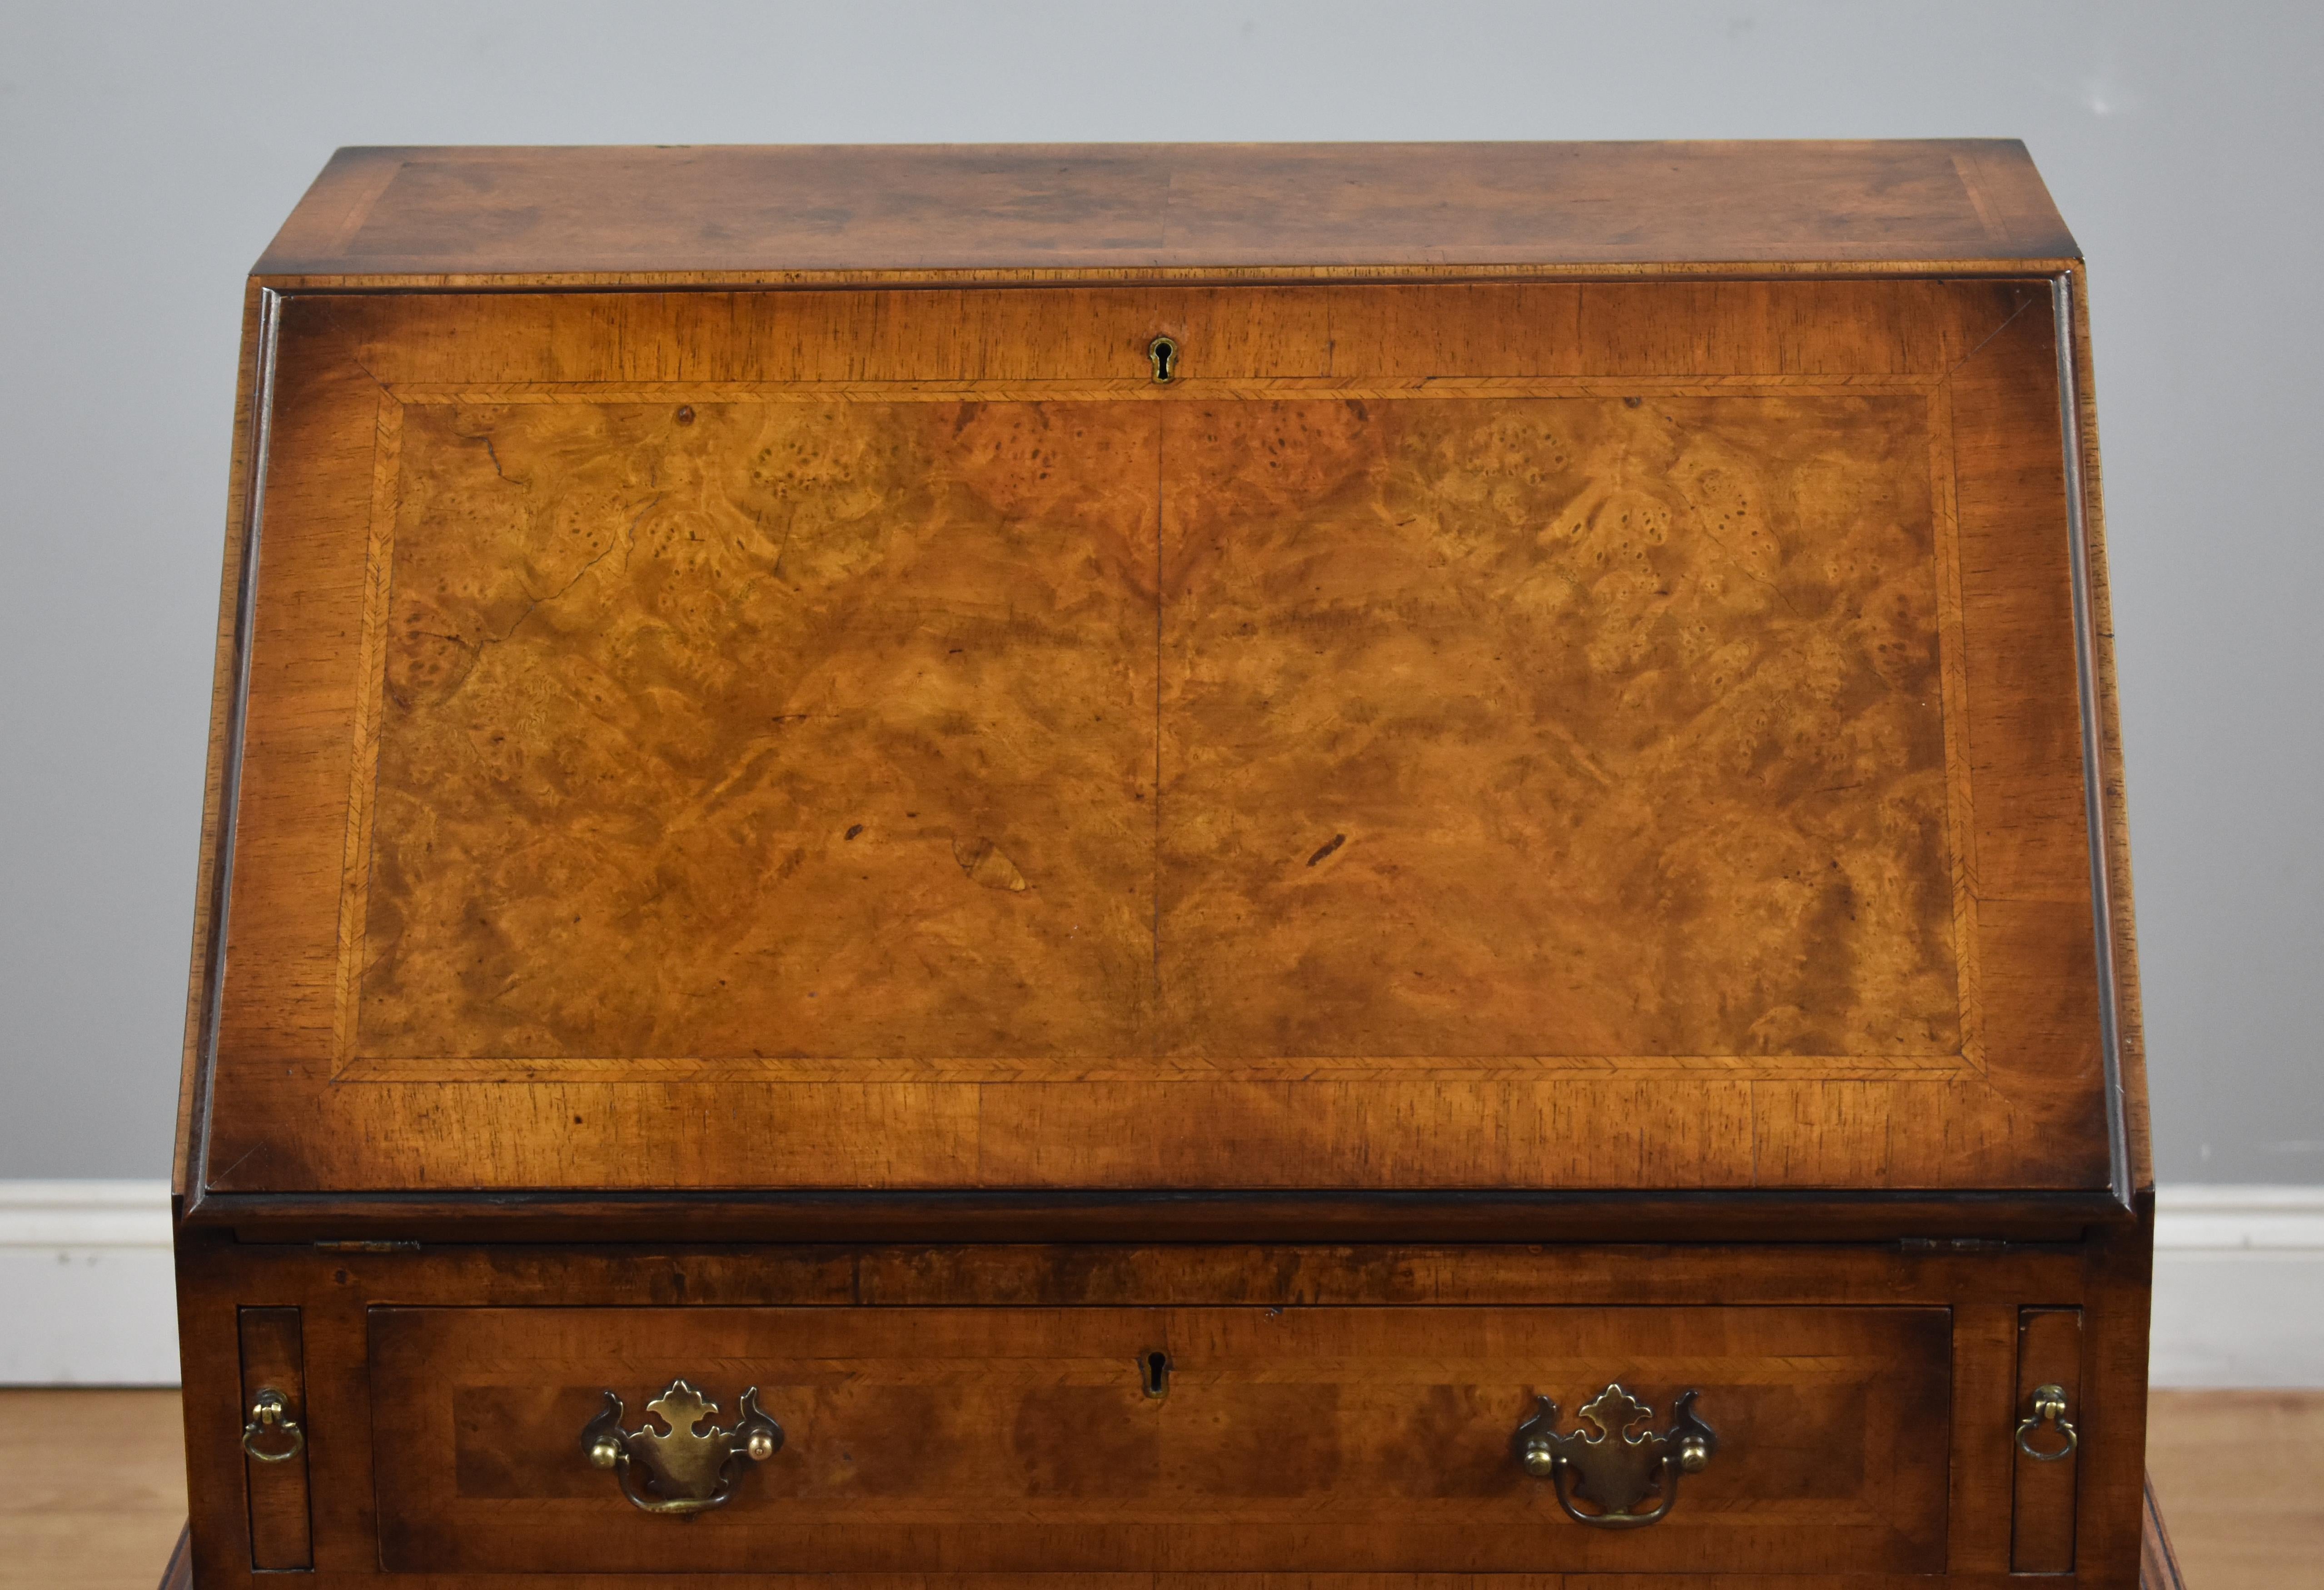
(1943, 1304, 2015, 1575)
(2010, 1306, 2082, 1571)
(166, 1231, 2155, 1588)
(236, 1307, 311, 1569)
(180, 1229, 2097, 1312)
(155, 1523, 190, 1590)
(2146, 1391, 2324, 1589)
(0, 1406, 2210, 1590)
(254, 142, 2076, 279)
(89, 1473, 2211, 1589)
(2140, 1475, 2186, 1590)
(2073, 1197, 2155, 1589)
(1155, 394, 1963, 1064)
(186, 1187, 2125, 1245)
(195, 276, 2113, 1194)
(0, 1391, 188, 1590)
(169, 139, 2153, 1585)
(342, 390, 1961, 1072)
(350, 397, 1160, 1064)
(173, 280, 271, 1198)
(369, 1303, 1949, 1575)
(2067, 262, 2152, 1196)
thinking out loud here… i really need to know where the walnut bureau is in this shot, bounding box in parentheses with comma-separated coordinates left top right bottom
(173, 142, 2151, 1587)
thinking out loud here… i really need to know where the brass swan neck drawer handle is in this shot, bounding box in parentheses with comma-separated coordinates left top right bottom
(2015, 1383, 2079, 1462)
(580, 1379, 784, 1515)
(242, 1388, 305, 1463)
(1512, 1384, 1717, 1529)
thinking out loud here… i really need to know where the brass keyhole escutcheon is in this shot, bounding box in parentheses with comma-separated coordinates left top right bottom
(1148, 335, 1179, 384)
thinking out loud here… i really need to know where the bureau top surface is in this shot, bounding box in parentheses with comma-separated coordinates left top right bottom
(254, 140, 2077, 279)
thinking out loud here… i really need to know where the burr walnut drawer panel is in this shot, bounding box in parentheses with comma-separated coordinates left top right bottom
(368, 1302, 1951, 1575)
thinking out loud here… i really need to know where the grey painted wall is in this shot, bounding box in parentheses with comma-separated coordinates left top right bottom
(2, 1, 2316, 1182)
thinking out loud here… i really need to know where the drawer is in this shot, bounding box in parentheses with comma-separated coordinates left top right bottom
(371, 1303, 1950, 1575)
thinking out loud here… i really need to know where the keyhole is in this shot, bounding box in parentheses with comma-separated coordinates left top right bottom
(1141, 1350, 1171, 1398)
(1148, 335, 1178, 384)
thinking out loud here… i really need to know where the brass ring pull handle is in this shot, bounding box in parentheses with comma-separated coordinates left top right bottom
(2015, 1383, 2079, 1463)
(1512, 1384, 1716, 1529)
(241, 1389, 305, 1463)
(580, 1379, 783, 1515)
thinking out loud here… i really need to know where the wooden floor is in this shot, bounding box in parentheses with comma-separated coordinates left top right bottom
(2145, 1389, 2324, 1586)
(0, 1391, 188, 1590)
(1, 1387, 2314, 1588)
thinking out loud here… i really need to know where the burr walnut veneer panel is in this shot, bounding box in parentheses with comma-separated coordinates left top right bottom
(350, 393, 1954, 1067)
(1156, 394, 1962, 1063)
(204, 280, 2106, 1193)
(357, 397, 1164, 1064)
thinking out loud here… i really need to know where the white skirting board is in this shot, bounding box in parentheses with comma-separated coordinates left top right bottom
(0, 1181, 178, 1385)
(0, 1180, 2319, 1387)
(2149, 1185, 2324, 1388)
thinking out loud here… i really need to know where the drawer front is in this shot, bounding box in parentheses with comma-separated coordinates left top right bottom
(371, 1303, 1949, 1574)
